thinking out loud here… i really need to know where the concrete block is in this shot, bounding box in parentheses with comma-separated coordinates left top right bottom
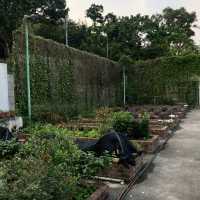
(8, 74, 15, 111)
(0, 63, 9, 111)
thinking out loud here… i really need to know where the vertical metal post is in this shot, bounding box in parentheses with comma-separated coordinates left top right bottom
(106, 35, 109, 58)
(65, 15, 69, 47)
(198, 81, 200, 106)
(123, 66, 126, 106)
(24, 18, 32, 120)
(65, 2, 69, 47)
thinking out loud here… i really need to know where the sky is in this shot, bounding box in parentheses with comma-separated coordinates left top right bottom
(68, 0, 200, 44)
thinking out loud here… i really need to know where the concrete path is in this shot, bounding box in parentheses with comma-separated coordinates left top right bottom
(111, 110, 200, 200)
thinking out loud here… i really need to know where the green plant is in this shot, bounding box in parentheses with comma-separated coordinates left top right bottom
(74, 185, 96, 200)
(139, 112, 150, 139)
(96, 107, 116, 120)
(36, 112, 65, 123)
(23, 123, 101, 138)
(110, 111, 134, 133)
(0, 156, 78, 200)
(0, 131, 112, 200)
(0, 139, 21, 159)
(75, 129, 99, 138)
(98, 115, 113, 136)
(96, 107, 119, 136)
(130, 140, 143, 152)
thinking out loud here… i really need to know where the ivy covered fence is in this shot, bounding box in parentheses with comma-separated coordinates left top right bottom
(8, 31, 200, 120)
(9, 31, 122, 119)
(127, 55, 200, 105)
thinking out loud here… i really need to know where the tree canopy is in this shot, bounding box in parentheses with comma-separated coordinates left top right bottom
(0, 2, 198, 61)
(73, 5, 198, 61)
(86, 4, 104, 26)
(0, 0, 66, 58)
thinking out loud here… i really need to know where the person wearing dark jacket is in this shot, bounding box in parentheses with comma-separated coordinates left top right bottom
(81, 130, 142, 168)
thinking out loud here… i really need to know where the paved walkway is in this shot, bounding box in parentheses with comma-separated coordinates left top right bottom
(111, 110, 200, 200)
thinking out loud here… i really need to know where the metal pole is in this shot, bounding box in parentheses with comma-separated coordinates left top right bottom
(24, 17, 32, 120)
(65, 2, 69, 47)
(198, 81, 200, 106)
(65, 15, 69, 47)
(106, 35, 109, 58)
(123, 66, 126, 106)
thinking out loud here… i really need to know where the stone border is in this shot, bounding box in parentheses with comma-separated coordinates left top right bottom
(131, 135, 160, 153)
(87, 185, 110, 200)
(97, 155, 144, 183)
(150, 125, 169, 139)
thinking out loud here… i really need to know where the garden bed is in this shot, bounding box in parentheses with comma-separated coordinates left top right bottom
(127, 104, 188, 120)
(130, 135, 160, 153)
(174, 111, 186, 119)
(0, 132, 113, 200)
(60, 121, 99, 131)
(150, 125, 169, 138)
(150, 125, 173, 144)
(87, 185, 110, 200)
(96, 155, 144, 183)
(165, 119, 180, 130)
(16, 133, 30, 144)
(150, 118, 179, 131)
(73, 137, 144, 183)
(59, 105, 188, 133)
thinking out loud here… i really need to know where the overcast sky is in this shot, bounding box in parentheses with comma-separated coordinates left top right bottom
(68, 0, 200, 44)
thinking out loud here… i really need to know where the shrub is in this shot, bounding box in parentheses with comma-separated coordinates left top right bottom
(24, 123, 100, 138)
(0, 139, 21, 159)
(96, 107, 115, 120)
(0, 132, 112, 200)
(98, 116, 113, 136)
(111, 111, 134, 133)
(37, 112, 65, 123)
(128, 112, 150, 140)
(139, 112, 150, 139)
(74, 185, 96, 200)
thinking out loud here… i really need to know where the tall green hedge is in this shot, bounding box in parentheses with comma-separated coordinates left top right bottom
(9, 31, 200, 120)
(9, 31, 122, 119)
(127, 55, 200, 105)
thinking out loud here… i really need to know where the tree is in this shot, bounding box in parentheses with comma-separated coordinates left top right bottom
(86, 4, 104, 26)
(33, 20, 88, 49)
(145, 7, 197, 56)
(27, 4, 198, 61)
(163, 7, 197, 55)
(163, 7, 196, 38)
(84, 6, 197, 59)
(141, 14, 171, 58)
(105, 13, 117, 24)
(0, 0, 66, 57)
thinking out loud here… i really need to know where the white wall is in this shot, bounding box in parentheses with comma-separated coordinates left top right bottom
(0, 63, 9, 111)
(8, 74, 15, 111)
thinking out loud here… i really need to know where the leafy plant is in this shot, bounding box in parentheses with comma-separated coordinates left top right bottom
(110, 111, 134, 133)
(75, 130, 99, 138)
(97, 107, 122, 136)
(0, 139, 21, 159)
(0, 132, 112, 200)
(74, 185, 96, 200)
(98, 120, 113, 136)
(127, 112, 150, 140)
(139, 112, 150, 139)
(23, 123, 100, 138)
(36, 112, 65, 123)
(95, 107, 118, 120)
(98, 115, 113, 136)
